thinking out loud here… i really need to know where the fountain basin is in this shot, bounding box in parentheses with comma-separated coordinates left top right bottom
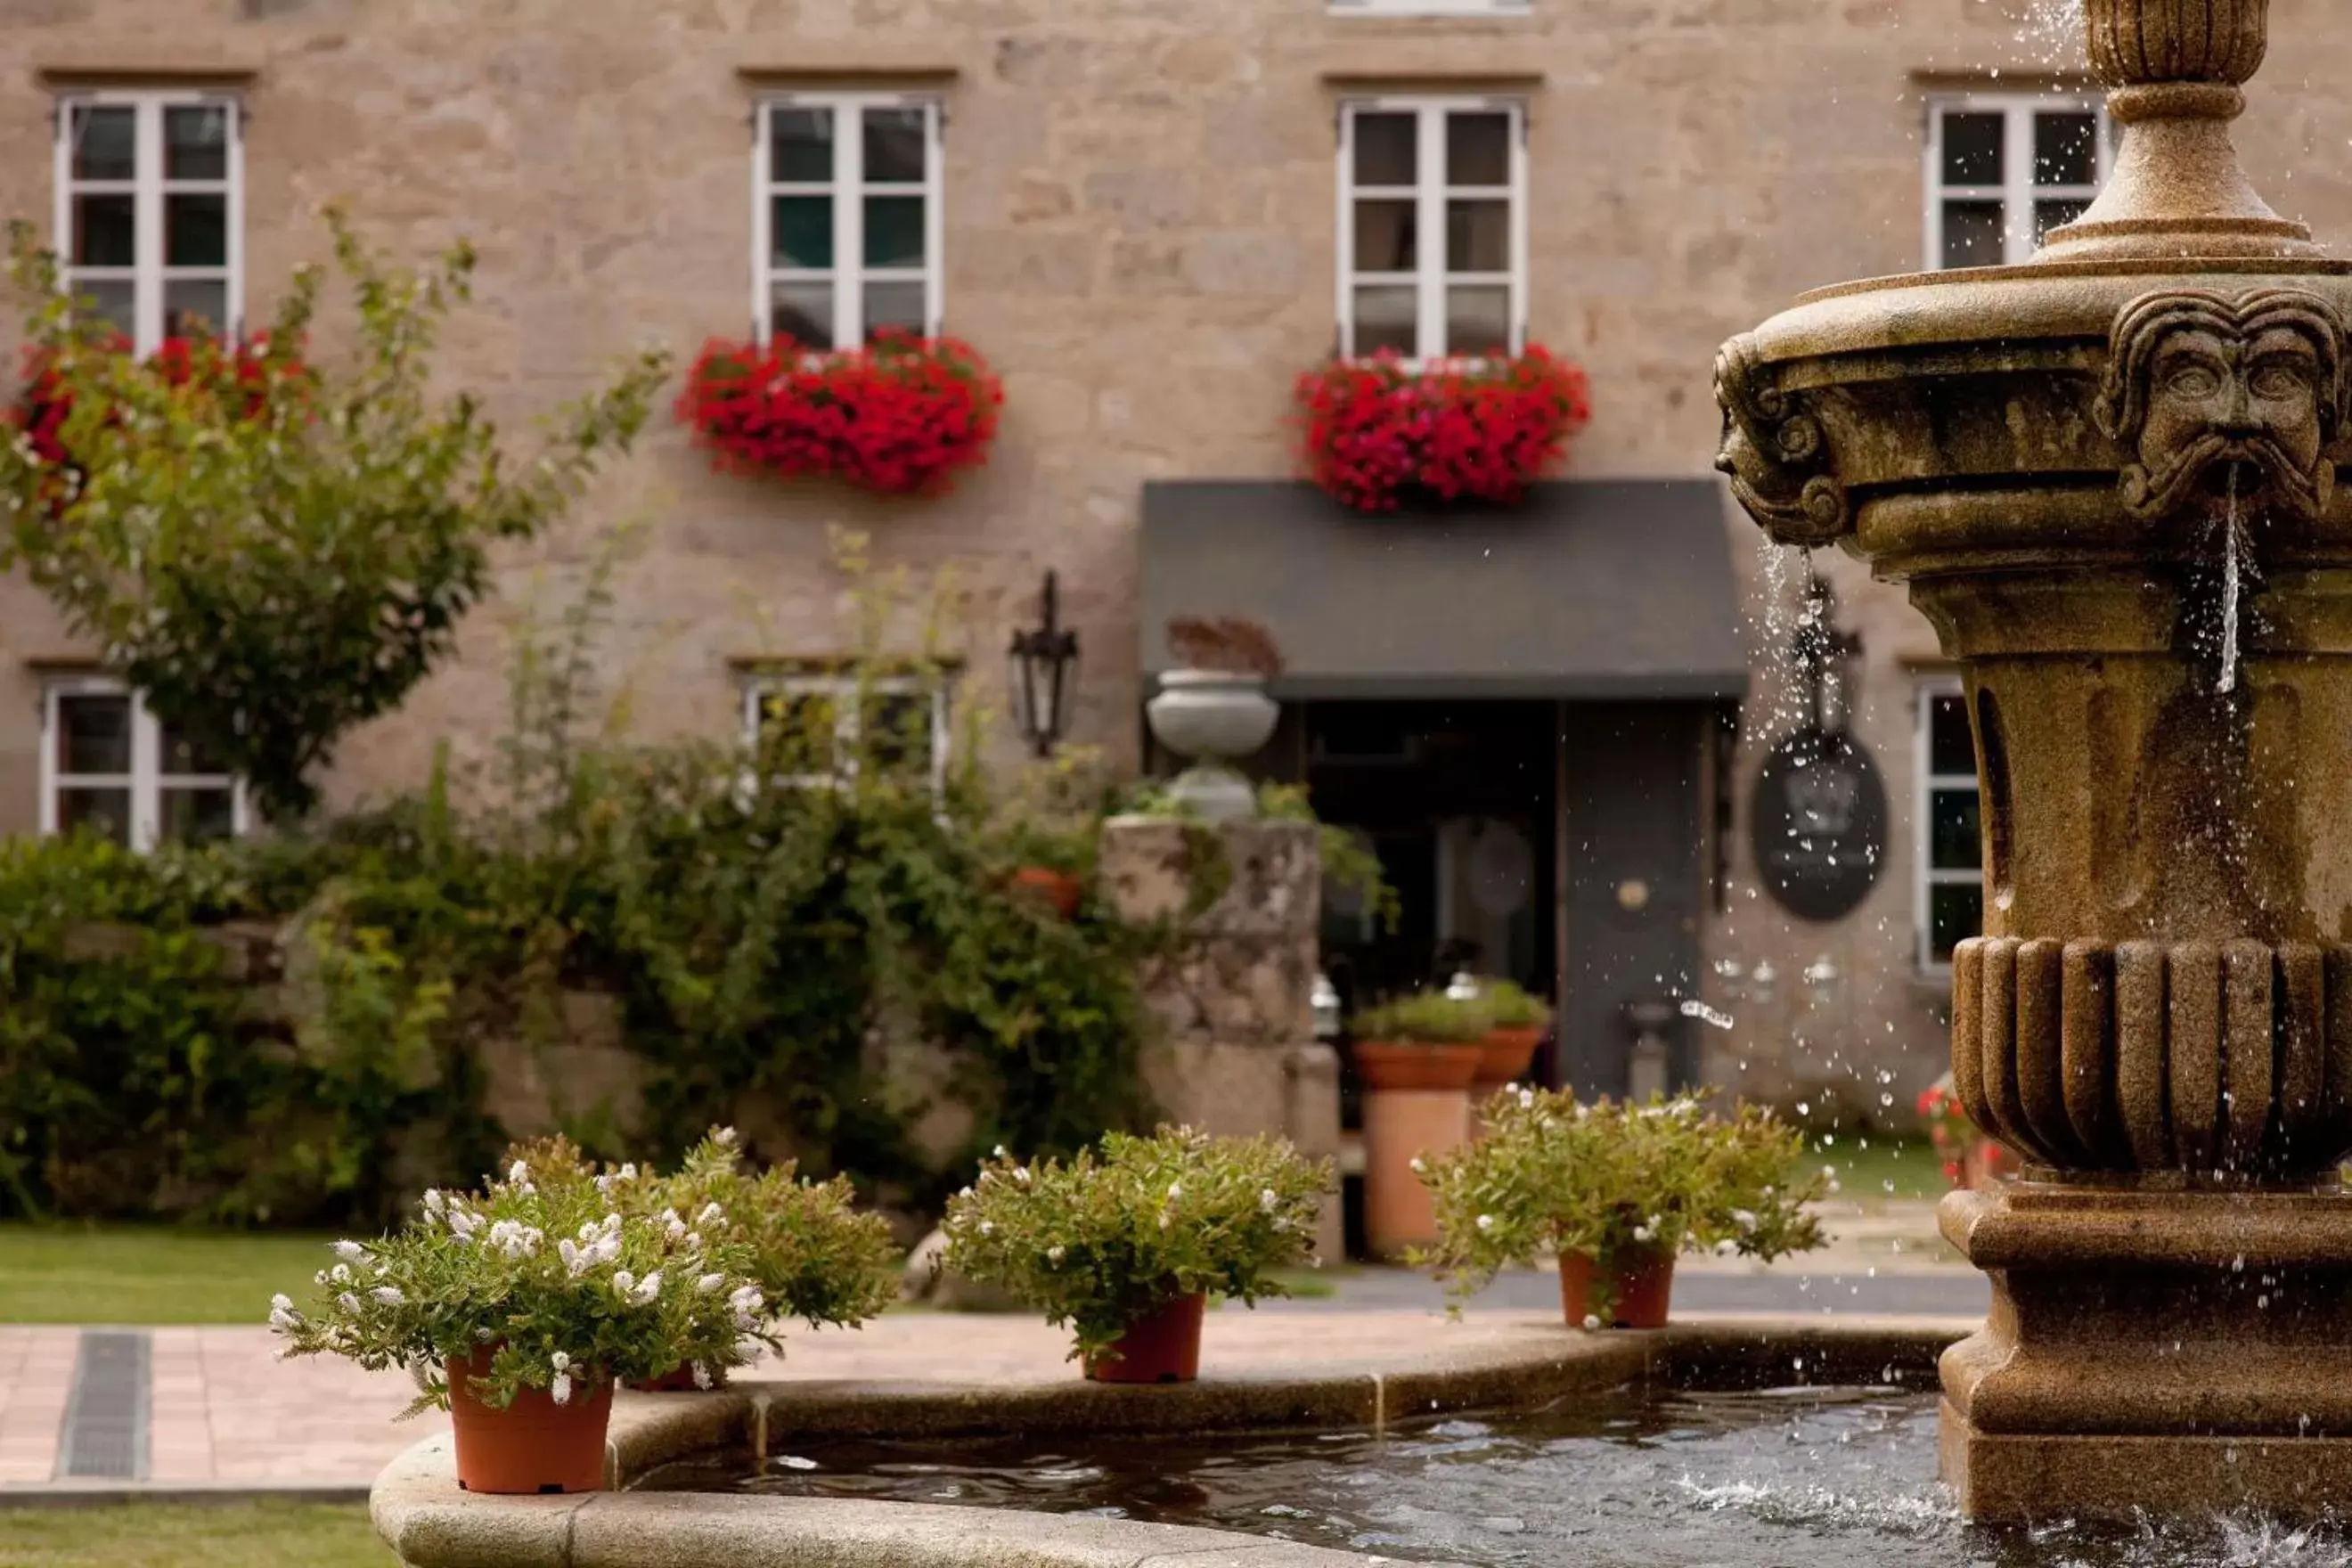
(368, 1318, 1964, 1566)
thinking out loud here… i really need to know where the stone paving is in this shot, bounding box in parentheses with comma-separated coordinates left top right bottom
(0, 1200, 1966, 1493)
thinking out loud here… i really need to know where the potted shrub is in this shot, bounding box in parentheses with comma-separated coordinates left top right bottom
(267, 1153, 777, 1493)
(1349, 991, 1494, 1258)
(676, 331, 1002, 497)
(1294, 347, 1594, 514)
(1001, 825, 1091, 920)
(507, 1131, 902, 1392)
(1469, 977, 1553, 1098)
(1417, 1089, 1825, 1329)
(941, 1126, 1332, 1384)
(1144, 617, 1284, 821)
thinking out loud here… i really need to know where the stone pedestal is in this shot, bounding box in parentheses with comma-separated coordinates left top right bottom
(1100, 816, 1342, 1255)
(1940, 1180, 2352, 1521)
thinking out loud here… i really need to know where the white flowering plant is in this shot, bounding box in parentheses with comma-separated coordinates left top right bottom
(1414, 1088, 1825, 1311)
(941, 1126, 1333, 1366)
(268, 1153, 780, 1415)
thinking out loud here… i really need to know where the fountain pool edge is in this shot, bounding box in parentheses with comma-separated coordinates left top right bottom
(370, 1314, 1974, 1567)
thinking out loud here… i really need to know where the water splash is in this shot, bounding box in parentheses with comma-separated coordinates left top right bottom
(1681, 1000, 1737, 1031)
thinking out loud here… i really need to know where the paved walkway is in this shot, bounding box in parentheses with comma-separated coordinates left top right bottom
(0, 1200, 1972, 1494)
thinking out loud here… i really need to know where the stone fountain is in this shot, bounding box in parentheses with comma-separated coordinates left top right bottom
(1718, 0, 2352, 1523)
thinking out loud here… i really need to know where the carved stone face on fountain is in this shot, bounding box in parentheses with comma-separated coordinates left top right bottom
(2094, 287, 2343, 523)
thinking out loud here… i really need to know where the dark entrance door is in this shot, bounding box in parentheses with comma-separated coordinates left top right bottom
(1559, 704, 1705, 1099)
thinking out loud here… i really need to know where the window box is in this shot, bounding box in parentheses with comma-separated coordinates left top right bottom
(678, 332, 1001, 498)
(1294, 347, 1591, 513)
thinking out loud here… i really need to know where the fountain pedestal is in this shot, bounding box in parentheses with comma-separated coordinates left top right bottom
(1941, 1183, 2352, 1519)
(1718, 0, 2352, 1523)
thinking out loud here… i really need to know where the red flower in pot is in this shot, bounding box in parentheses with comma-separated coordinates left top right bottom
(1294, 346, 1592, 514)
(676, 331, 1002, 498)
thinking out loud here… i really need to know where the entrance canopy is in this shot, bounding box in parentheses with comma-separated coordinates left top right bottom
(1139, 479, 1752, 700)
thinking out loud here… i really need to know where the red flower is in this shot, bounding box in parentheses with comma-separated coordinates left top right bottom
(674, 331, 1003, 499)
(1292, 347, 1593, 513)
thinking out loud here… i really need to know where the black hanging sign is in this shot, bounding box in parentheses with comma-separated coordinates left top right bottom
(1750, 727, 1888, 923)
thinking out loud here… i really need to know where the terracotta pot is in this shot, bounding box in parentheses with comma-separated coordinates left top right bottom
(1082, 1293, 1206, 1384)
(1471, 1025, 1544, 1090)
(1354, 1041, 1484, 1258)
(1557, 1249, 1677, 1330)
(1010, 866, 1083, 919)
(445, 1348, 613, 1494)
(625, 1363, 719, 1393)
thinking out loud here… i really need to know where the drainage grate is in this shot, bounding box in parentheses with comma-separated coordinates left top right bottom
(57, 1330, 148, 1480)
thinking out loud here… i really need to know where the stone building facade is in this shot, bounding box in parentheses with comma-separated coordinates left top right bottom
(7, 0, 2352, 1119)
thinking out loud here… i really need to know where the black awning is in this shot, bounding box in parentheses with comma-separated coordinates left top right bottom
(1139, 479, 1752, 700)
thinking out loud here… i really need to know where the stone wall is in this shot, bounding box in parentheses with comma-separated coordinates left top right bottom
(1099, 815, 1343, 1262)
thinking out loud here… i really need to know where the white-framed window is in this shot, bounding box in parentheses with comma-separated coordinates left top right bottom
(1328, 0, 1531, 13)
(753, 94, 943, 350)
(1925, 94, 2109, 269)
(741, 673, 951, 796)
(1336, 97, 1526, 362)
(40, 677, 249, 850)
(53, 90, 243, 354)
(1915, 676, 1982, 975)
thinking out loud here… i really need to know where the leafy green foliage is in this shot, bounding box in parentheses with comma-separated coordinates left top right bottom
(0, 211, 666, 818)
(942, 1127, 1333, 1365)
(269, 1149, 775, 1411)
(1414, 1089, 1826, 1313)
(1478, 978, 1554, 1029)
(1350, 990, 1493, 1044)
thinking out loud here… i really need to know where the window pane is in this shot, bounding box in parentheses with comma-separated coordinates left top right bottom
(1447, 199, 1509, 272)
(1446, 112, 1510, 187)
(161, 788, 235, 845)
(772, 196, 834, 267)
(159, 715, 230, 777)
(164, 105, 231, 181)
(771, 281, 834, 348)
(167, 193, 227, 267)
(772, 106, 833, 183)
(863, 195, 926, 268)
(1928, 694, 1976, 776)
(1940, 200, 2005, 268)
(2034, 111, 2097, 187)
(863, 692, 935, 780)
(1445, 285, 1511, 356)
(73, 194, 135, 267)
(1352, 112, 1417, 187)
(57, 693, 132, 775)
(71, 105, 136, 182)
(758, 690, 838, 776)
(1353, 199, 1417, 272)
(164, 278, 227, 339)
(69, 275, 135, 338)
(2034, 199, 2089, 247)
(1351, 285, 1417, 356)
(1929, 882, 1984, 966)
(862, 107, 927, 184)
(59, 788, 132, 845)
(864, 281, 927, 341)
(1931, 788, 1983, 871)
(1940, 111, 2004, 186)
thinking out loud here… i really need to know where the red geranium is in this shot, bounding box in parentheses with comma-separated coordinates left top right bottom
(675, 331, 1002, 499)
(1294, 346, 1593, 514)
(17, 331, 304, 470)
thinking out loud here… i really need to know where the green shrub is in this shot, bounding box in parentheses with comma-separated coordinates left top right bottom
(1479, 978, 1554, 1030)
(1415, 1089, 1825, 1315)
(1350, 991, 1494, 1044)
(941, 1127, 1333, 1366)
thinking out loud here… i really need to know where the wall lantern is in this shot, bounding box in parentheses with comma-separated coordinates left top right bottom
(1008, 570, 1081, 758)
(1791, 572, 1864, 737)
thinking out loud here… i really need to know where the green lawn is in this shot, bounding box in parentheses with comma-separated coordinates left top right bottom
(1808, 1132, 1946, 1202)
(0, 1224, 343, 1325)
(0, 1502, 393, 1566)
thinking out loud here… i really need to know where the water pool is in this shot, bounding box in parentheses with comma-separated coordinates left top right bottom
(668, 1387, 2352, 1567)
